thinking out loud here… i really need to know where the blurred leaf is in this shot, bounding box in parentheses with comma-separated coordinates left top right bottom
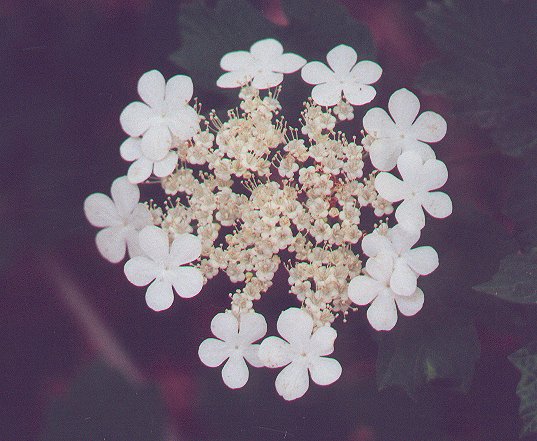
(416, 0, 537, 157)
(42, 360, 165, 441)
(376, 314, 480, 397)
(509, 341, 537, 437)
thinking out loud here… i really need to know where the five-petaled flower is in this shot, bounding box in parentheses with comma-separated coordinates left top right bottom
(258, 308, 342, 401)
(198, 312, 267, 389)
(124, 225, 203, 311)
(301, 44, 382, 107)
(84, 176, 152, 263)
(363, 88, 447, 171)
(217, 38, 306, 89)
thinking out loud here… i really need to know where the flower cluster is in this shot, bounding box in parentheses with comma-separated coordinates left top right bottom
(84, 38, 451, 400)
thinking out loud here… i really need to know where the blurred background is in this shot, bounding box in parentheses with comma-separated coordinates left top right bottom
(2, 0, 536, 440)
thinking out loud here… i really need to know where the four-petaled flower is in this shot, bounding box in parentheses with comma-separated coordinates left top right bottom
(348, 254, 424, 331)
(84, 176, 152, 263)
(361, 224, 438, 296)
(217, 38, 306, 89)
(258, 308, 342, 401)
(124, 225, 203, 311)
(363, 88, 447, 171)
(375, 151, 452, 231)
(301, 44, 382, 107)
(120, 70, 199, 165)
(198, 312, 267, 389)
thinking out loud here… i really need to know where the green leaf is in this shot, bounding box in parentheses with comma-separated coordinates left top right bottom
(474, 249, 537, 304)
(376, 314, 480, 397)
(416, 0, 537, 157)
(509, 341, 537, 437)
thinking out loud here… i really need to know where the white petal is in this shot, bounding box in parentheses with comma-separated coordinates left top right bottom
(397, 151, 424, 188)
(365, 254, 394, 284)
(388, 224, 420, 254)
(222, 354, 249, 389)
(402, 139, 437, 162)
(252, 72, 283, 89)
(141, 124, 171, 161)
(84, 193, 121, 228)
(239, 312, 267, 344)
(250, 38, 283, 60)
(120, 137, 142, 162)
(395, 198, 426, 231)
(243, 344, 264, 368)
(311, 82, 342, 107)
(125, 229, 143, 258)
(275, 362, 310, 401)
(216, 71, 251, 88)
(168, 266, 203, 298)
(272, 53, 306, 73)
(301, 61, 335, 85)
(169, 233, 202, 265)
(110, 176, 139, 219)
(123, 255, 159, 286)
(395, 287, 424, 317)
(127, 157, 153, 184)
(211, 312, 239, 342)
(165, 75, 193, 105)
(258, 336, 293, 368)
(145, 278, 174, 311)
(120, 102, 152, 137)
(361, 232, 392, 258)
(367, 291, 398, 331)
(137, 70, 165, 109)
(138, 225, 169, 261)
(167, 105, 199, 140)
(419, 158, 448, 191)
(128, 203, 152, 230)
(347, 275, 382, 305)
(277, 308, 313, 348)
(422, 192, 452, 219)
(388, 88, 420, 129)
(350, 60, 382, 84)
(96, 226, 126, 263)
(326, 44, 357, 74)
(153, 152, 178, 178)
(390, 260, 417, 296)
(198, 338, 229, 367)
(368, 139, 401, 171)
(411, 111, 447, 143)
(404, 246, 439, 275)
(309, 326, 337, 356)
(343, 83, 376, 106)
(363, 107, 398, 138)
(309, 357, 342, 386)
(375, 172, 409, 202)
(220, 51, 255, 71)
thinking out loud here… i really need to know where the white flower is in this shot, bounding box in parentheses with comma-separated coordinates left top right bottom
(348, 254, 424, 331)
(198, 312, 267, 389)
(363, 88, 447, 171)
(123, 226, 203, 311)
(301, 44, 382, 107)
(258, 308, 342, 401)
(217, 38, 306, 89)
(84, 176, 152, 263)
(120, 70, 199, 163)
(375, 151, 452, 231)
(120, 137, 178, 184)
(361, 224, 438, 296)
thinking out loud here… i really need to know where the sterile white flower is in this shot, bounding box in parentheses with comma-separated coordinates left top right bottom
(120, 70, 199, 163)
(363, 88, 447, 171)
(120, 137, 178, 184)
(123, 225, 203, 311)
(361, 224, 439, 296)
(217, 38, 306, 89)
(258, 308, 342, 401)
(84, 176, 152, 263)
(375, 151, 453, 231)
(348, 254, 424, 331)
(198, 312, 267, 389)
(301, 44, 382, 107)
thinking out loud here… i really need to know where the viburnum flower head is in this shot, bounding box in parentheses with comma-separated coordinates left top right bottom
(120, 70, 199, 164)
(217, 38, 306, 89)
(362, 224, 439, 296)
(123, 226, 203, 311)
(348, 254, 425, 331)
(84, 176, 152, 263)
(198, 312, 267, 389)
(258, 308, 342, 401)
(363, 88, 447, 171)
(301, 44, 382, 107)
(375, 151, 453, 231)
